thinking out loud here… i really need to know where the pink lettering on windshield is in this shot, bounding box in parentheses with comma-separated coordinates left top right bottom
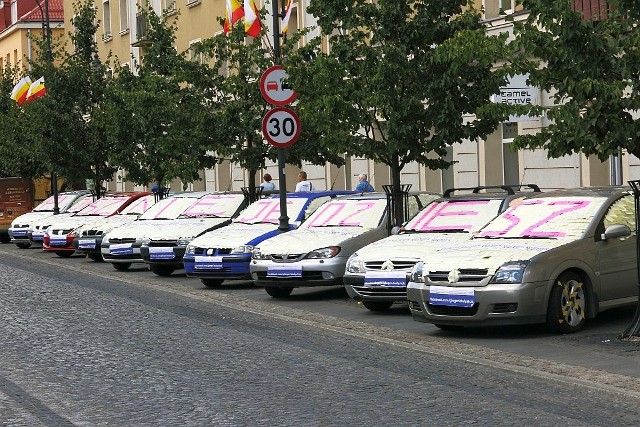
(410, 200, 491, 231)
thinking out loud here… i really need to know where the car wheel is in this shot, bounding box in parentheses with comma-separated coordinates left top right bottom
(150, 265, 175, 277)
(265, 286, 293, 298)
(55, 251, 74, 258)
(113, 263, 131, 271)
(201, 279, 224, 288)
(546, 271, 587, 334)
(88, 253, 103, 262)
(362, 301, 393, 312)
(16, 242, 31, 249)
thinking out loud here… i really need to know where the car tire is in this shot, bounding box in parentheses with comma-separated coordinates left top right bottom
(546, 271, 587, 334)
(201, 279, 224, 288)
(113, 263, 131, 271)
(88, 253, 103, 262)
(55, 251, 74, 258)
(362, 301, 393, 312)
(265, 286, 293, 298)
(16, 242, 31, 249)
(150, 265, 175, 277)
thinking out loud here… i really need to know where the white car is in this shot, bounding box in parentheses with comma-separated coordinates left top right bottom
(73, 194, 159, 261)
(250, 192, 438, 297)
(9, 191, 92, 248)
(102, 192, 247, 274)
(344, 185, 541, 311)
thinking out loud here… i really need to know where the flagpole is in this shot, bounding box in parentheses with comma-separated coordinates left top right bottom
(34, 0, 58, 214)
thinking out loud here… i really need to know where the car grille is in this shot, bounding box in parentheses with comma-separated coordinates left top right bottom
(82, 229, 103, 236)
(50, 229, 75, 235)
(109, 238, 136, 244)
(427, 269, 489, 283)
(191, 248, 233, 256)
(364, 260, 417, 270)
(269, 254, 304, 261)
(148, 241, 177, 247)
(351, 285, 406, 298)
(427, 303, 479, 316)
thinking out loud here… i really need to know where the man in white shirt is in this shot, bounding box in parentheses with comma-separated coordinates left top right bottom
(295, 171, 314, 192)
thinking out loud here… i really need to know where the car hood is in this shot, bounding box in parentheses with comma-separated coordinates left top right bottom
(29, 213, 74, 229)
(48, 215, 108, 232)
(77, 215, 140, 235)
(257, 227, 367, 255)
(189, 223, 278, 248)
(107, 217, 230, 241)
(355, 233, 474, 260)
(10, 211, 55, 227)
(420, 238, 570, 274)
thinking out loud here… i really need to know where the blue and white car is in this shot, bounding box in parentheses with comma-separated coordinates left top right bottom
(183, 191, 354, 287)
(9, 191, 92, 248)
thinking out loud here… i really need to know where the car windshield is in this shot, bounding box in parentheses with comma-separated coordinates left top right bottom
(118, 194, 157, 215)
(75, 196, 131, 216)
(476, 196, 607, 239)
(34, 194, 79, 212)
(302, 198, 388, 229)
(234, 198, 308, 225)
(178, 194, 244, 218)
(66, 196, 94, 213)
(137, 196, 200, 220)
(403, 199, 504, 233)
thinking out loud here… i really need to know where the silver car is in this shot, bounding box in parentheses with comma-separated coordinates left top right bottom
(344, 185, 541, 311)
(251, 192, 438, 298)
(406, 186, 638, 333)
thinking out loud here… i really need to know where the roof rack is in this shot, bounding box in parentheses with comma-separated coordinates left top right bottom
(443, 184, 541, 198)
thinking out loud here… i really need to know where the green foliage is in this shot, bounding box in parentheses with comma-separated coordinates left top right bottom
(283, 0, 511, 185)
(103, 6, 217, 189)
(512, 0, 640, 161)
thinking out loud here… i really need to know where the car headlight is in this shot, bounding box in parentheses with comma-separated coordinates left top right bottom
(490, 261, 529, 284)
(102, 235, 110, 244)
(305, 246, 340, 259)
(409, 261, 425, 283)
(346, 252, 365, 273)
(231, 245, 254, 254)
(252, 248, 270, 260)
(177, 238, 192, 247)
(140, 237, 151, 245)
(186, 245, 196, 255)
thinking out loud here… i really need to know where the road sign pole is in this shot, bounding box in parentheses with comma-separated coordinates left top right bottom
(272, 0, 289, 233)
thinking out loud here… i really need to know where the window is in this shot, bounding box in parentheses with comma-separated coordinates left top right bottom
(188, 39, 204, 64)
(500, 0, 515, 14)
(103, 0, 112, 40)
(119, 0, 129, 33)
(161, 0, 175, 14)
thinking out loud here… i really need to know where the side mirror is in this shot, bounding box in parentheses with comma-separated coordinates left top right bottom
(601, 224, 631, 240)
(391, 226, 401, 235)
(291, 221, 301, 230)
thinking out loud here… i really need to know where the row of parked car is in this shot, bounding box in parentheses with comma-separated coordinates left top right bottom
(7, 184, 639, 334)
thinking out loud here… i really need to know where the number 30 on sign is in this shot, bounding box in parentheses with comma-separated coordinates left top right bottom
(262, 107, 301, 148)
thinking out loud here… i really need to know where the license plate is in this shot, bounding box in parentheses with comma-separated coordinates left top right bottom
(194, 256, 223, 269)
(364, 271, 406, 287)
(149, 247, 175, 260)
(110, 243, 133, 255)
(267, 264, 302, 278)
(429, 285, 475, 307)
(50, 238, 68, 246)
(78, 239, 96, 249)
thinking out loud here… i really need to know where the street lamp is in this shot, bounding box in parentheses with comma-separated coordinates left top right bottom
(33, 0, 58, 214)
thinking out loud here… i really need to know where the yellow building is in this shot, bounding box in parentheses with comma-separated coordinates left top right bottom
(0, 0, 64, 73)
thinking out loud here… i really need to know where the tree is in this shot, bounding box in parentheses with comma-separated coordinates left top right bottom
(283, 0, 511, 225)
(102, 6, 217, 196)
(195, 15, 344, 199)
(511, 0, 640, 161)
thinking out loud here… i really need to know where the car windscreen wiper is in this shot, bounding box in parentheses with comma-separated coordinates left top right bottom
(404, 228, 469, 234)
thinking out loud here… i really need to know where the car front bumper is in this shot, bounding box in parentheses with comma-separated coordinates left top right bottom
(406, 280, 548, 327)
(101, 243, 144, 263)
(140, 245, 187, 268)
(343, 271, 411, 302)
(250, 257, 347, 288)
(184, 253, 252, 280)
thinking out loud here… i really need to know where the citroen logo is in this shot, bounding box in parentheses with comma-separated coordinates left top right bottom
(381, 260, 394, 271)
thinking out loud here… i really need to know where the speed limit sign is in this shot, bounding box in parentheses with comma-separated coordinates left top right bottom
(262, 107, 301, 148)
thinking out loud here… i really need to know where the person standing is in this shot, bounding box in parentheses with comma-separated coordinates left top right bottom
(295, 171, 314, 192)
(355, 174, 374, 192)
(260, 173, 276, 191)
